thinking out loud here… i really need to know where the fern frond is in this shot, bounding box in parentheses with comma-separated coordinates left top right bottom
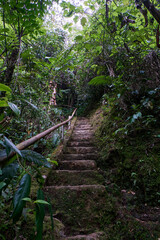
(88, 75, 113, 85)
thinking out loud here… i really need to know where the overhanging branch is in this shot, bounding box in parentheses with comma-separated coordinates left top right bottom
(142, 0, 160, 24)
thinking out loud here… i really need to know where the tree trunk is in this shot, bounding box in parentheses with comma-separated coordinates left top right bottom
(4, 45, 20, 85)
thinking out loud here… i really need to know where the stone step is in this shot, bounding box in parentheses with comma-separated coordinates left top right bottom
(74, 128, 93, 131)
(63, 153, 97, 160)
(71, 135, 94, 140)
(76, 120, 90, 123)
(66, 232, 106, 240)
(59, 160, 97, 170)
(73, 130, 94, 134)
(74, 124, 92, 127)
(44, 185, 108, 236)
(67, 141, 94, 147)
(74, 123, 92, 127)
(71, 136, 94, 142)
(45, 170, 104, 186)
(72, 131, 94, 136)
(75, 121, 91, 126)
(65, 147, 96, 154)
(72, 134, 94, 138)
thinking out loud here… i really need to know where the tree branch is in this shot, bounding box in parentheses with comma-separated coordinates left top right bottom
(156, 25, 160, 48)
(142, 0, 160, 25)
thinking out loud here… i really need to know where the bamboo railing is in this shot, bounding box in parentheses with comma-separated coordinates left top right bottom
(0, 108, 77, 165)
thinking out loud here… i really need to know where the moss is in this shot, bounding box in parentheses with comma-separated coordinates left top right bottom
(45, 186, 116, 235)
(90, 102, 160, 239)
(45, 170, 105, 186)
(106, 218, 159, 240)
(13, 213, 65, 240)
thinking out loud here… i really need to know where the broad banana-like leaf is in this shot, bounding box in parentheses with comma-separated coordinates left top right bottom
(21, 150, 51, 168)
(8, 102, 21, 116)
(0, 100, 8, 107)
(22, 99, 38, 110)
(0, 162, 19, 183)
(4, 136, 22, 157)
(12, 173, 31, 223)
(0, 83, 11, 93)
(35, 189, 45, 240)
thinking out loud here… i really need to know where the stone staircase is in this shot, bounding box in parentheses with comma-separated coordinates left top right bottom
(44, 118, 108, 240)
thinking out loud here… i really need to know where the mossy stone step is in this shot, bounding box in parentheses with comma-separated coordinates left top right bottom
(45, 170, 104, 186)
(67, 141, 94, 147)
(71, 136, 94, 141)
(44, 185, 110, 236)
(43, 118, 109, 238)
(65, 147, 96, 154)
(73, 130, 94, 133)
(58, 160, 97, 170)
(63, 153, 97, 160)
(74, 127, 93, 131)
(72, 133, 94, 137)
(74, 124, 92, 127)
(65, 232, 106, 240)
(76, 121, 91, 124)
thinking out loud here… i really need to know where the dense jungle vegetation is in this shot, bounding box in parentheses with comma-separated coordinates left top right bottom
(0, 0, 160, 239)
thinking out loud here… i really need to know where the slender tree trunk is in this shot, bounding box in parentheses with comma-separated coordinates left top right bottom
(4, 45, 20, 85)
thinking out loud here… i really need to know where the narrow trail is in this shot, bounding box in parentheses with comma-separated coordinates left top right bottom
(44, 118, 108, 240)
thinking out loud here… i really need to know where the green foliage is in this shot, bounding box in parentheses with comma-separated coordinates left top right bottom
(81, 17, 87, 26)
(8, 102, 21, 116)
(0, 84, 11, 93)
(12, 173, 31, 223)
(0, 83, 11, 107)
(4, 136, 22, 157)
(0, 162, 19, 183)
(88, 75, 113, 85)
(35, 189, 45, 240)
(21, 150, 51, 168)
(1, 0, 160, 238)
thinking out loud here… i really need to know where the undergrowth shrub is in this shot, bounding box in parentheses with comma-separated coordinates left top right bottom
(95, 51, 160, 206)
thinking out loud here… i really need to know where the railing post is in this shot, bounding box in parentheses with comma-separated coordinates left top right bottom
(68, 116, 71, 130)
(61, 125, 64, 141)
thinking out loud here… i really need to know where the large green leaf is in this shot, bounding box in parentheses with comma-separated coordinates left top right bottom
(0, 182, 6, 190)
(73, 16, 79, 23)
(12, 173, 31, 223)
(34, 199, 50, 205)
(0, 162, 19, 182)
(88, 75, 113, 85)
(22, 99, 38, 110)
(35, 189, 45, 240)
(0, 100, 8, 107)
(8, 102, 21, 116)
(47, 196, 54, 240)
(81, 17, 87, 26)
(4, 136, 22, 157)
(0, 84, 11, 93)
(75, 35, 83, 41)
(21, 150, 51, 168)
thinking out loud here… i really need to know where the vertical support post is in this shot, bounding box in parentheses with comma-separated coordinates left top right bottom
(61, 125, 64, 141)
(68, 117, 71, 130)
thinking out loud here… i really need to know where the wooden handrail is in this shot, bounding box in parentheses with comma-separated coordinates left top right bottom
(0, 108, 77, 164)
